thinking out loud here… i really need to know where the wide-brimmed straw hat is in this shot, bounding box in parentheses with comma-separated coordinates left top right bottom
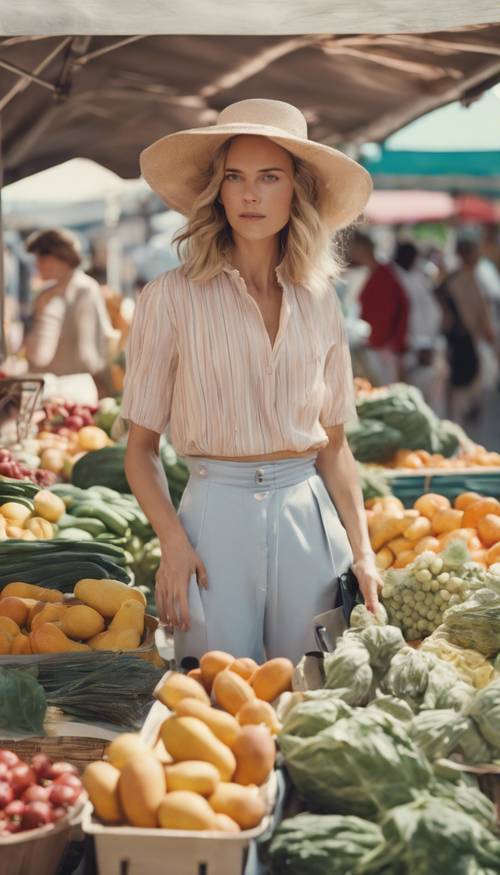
(140, 98, 373, 231)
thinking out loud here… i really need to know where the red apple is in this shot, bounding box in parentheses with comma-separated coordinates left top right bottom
(0, 751, 19, 769)
(49, 784, 79, 807)
(48, 762, 78, 779)
(22, 785, 50, 804)
(4, 800, 25, 818)
(54, 774, 82, 793)
(31, 754, 52, 781)
(9, 764, 36, 796)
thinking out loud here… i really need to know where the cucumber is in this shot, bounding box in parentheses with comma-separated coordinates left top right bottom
(0, 496, 34, 511)
(57, 528, 94, 541)
(71, 503, 129, 536)
(57, 516, 107, 536)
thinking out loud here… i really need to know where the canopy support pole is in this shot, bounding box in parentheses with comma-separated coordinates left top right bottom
(0, 114, 7, 364)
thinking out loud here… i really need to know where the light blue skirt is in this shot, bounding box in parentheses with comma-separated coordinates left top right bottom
(174, 455, 353, 666)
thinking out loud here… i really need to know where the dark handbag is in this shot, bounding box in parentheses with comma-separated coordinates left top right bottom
(334, 568, 364, 624)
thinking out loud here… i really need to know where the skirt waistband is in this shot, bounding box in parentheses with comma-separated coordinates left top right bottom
(185, 455, 318, 490)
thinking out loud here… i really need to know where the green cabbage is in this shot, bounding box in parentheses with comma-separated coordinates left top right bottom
(443, 588, 500, 657)
(367, 694, 414, 723)
(381, 648, 437, 710)
(456, 718, 493, 765)
(409, 709, 469, 760)
(467, 679, 500, 753)
(279, 707, 432, 818)
(359, 624, 406, 675)
(361, 795, 500, 875)
(350, 601, 388, 628)
(268, 813, 385, 875)
(429, 776, 497, 830)
(323, 639, 374, 706)
(421, 660, 473, 712)
(280, 694, 353, 738)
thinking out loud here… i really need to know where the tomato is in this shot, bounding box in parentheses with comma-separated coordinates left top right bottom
(0, 782, 13, 809)
(31, 754, 52, 781)
(51, 806, 68, 822)
(48, 762, 78, 779)
(0, 764, 9, 781)
(49, 784, 79, 807)
(9, 764, 36, 796)
(0, 751, 19, 769)
(22, 785, 50, 804)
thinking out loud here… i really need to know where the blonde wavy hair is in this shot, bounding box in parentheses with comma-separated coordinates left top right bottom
(173, 137, 345, 295)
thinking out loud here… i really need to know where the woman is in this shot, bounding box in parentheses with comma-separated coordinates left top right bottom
(25, 228, 117, 393)
(122, 98, 382, 665)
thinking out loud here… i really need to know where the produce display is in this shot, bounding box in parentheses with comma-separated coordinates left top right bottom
(0, 749, 84, 837)
(84, 651, 292, 833)
(0, 540, 131, 591)
(0, 578, 147, 655)
(368, 491, 500, 570)
(349, 381, 500, 472)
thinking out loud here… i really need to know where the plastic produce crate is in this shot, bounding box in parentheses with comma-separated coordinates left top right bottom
(387, 469, 500, 507)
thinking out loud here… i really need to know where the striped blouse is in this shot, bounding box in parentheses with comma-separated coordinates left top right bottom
(120, 263, 357, 456)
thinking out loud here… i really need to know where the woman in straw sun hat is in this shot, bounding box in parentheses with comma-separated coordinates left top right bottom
(122, 98, 382, 664)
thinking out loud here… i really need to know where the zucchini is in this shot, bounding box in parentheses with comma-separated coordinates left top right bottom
(57, 516, 107, 536)
(0, 496, 34, 512)
(57, 528, 94, 541)
(71, 503, 129, 536)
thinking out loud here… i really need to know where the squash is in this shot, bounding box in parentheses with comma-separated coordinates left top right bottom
(160, 716, 236, 782)
(404, 517, 432, 542)
(73, 578, 146, 618)
(0, 502, 32, 526)
(393, 550, 417, 569)
(31, 603, 67, 632)
(24, 517, 54, 540)
(431, 509, 464, 535)
(152, 737, 173, 765)
(165, 761, 220, 797)
(106, 733, 151, 770)
(477, 515, 500, 548)
(173, 698, 240, 750)
(0, 616, 20, 639)
(232, 725, 276, 786)
(118, 754, 166, 828)
(213, 670, 256, 715)
(215, 813, 241, 833)
(0, 597, 29, 627)
(386, 537, 413, 557)
(208, 783, 266, 830)
(229, 658, 259, 682)
(437, 528, 479, 551)
(30, 622, 91, 654)
(10, 633, 32, 655)
(463, 498, 500, 529)
(109, 600, 145, 636)
(187, 667, 212, 694)
(486, 542, 500, 566)
(0, 630, 12, 655)
(62, 605, 105, 640)
(1, 582, 63, 603)
(88, 628, 141, 651)
(414, 494, 450, 520)
(33, 490, 66, 523)
(158, 791, 217, 831)
(200, 651, 234, 685)
(454, 492, 481, 511)
(83, 761, 122, 823)
(370, 515, 408, 552)
(414, 537, 441, 555)
(156, 672, 211, 709)
(251, 658, 294, 702)
(375, 547, 393, 570)
(237, 700, 282, 735)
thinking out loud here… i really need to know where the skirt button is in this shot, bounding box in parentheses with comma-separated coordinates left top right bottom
(255, 467, 265, 484)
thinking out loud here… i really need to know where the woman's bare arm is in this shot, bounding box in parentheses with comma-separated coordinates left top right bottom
(124, 423, 207, 629)
(316, 424, 382, 613)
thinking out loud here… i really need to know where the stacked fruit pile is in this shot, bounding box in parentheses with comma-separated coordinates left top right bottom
(84, 652, 293, 832)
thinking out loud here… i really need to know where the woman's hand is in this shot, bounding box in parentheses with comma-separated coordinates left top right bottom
(351, 555, 384, 614)
(155, 534, 208, 631)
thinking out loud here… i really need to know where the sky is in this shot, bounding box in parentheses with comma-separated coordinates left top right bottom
(2, 86, 499, 204)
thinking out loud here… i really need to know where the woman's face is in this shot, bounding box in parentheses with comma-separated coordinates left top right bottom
(219, 136, 294, 242)
(35, 254, 71, 282)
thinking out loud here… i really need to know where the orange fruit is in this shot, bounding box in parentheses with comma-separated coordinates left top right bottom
(432, 509, 464, 535)
(477, 515, 500, 548)
(414, 494, 451, 520)
(463, 498, 500, 529)
(486, 542, 500, 566)
(454, 492, 481, 511)
(0, 597, 29, 628)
